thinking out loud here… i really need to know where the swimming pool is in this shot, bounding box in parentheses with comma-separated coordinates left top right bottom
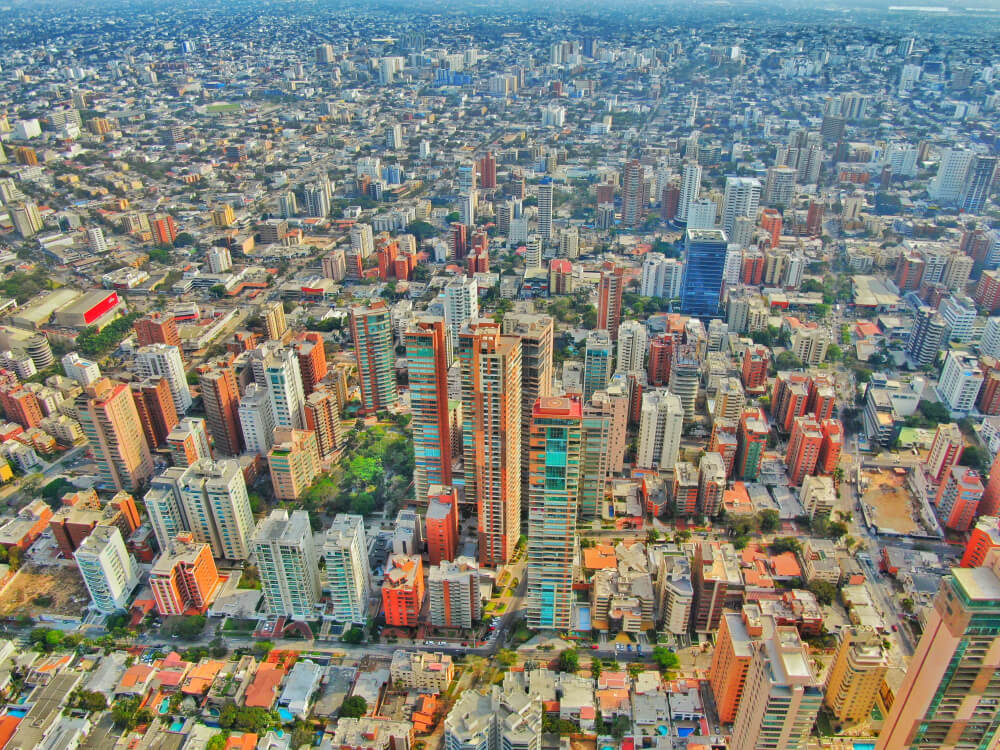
(158, 698, 170, 715)
(170, 721, 184, 732)
(677, 727, 695, 738)
(278, 708, 294, 723)
(6, 709, 26, 718)
(854, 745, 876, 750)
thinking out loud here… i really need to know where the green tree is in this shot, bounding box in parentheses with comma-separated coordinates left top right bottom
(774, 351, 804, 370)
(342, 627, 364, 644)
(405, 221, 436, 243)
(497, 649, 517, 666)
(651, 646, 679, 672)
(757, 509, 780, 533)
(556, 648, 579, 673)
(807, 579, 838, 606)
(340, 696, 368, 718)
(770, 537, 801, 555)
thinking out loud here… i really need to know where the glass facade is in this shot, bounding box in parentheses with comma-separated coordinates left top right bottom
(680, 229, 729, 318)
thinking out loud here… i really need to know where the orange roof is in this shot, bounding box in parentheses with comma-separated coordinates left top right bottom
(724, 482, 753, 512)
(0, 715, 20, 747)
(182, 660, 225, 695)
(772, 552, 802, 578)
(855, 321, 880, 338)
(596, 688, 630, 712)
(119, 664, 156, 690)
(224, 734, 258, 750)
(244, 663, 283, 709)
(542, 700, 560, 713)
(582, 544, 616, 570)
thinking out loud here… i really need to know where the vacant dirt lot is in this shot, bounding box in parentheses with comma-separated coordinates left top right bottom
(861, 470, 921, 535)
(0, 562, 91, 617)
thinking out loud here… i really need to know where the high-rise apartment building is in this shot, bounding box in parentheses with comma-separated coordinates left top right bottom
(149, 533, 222, 616)
(636, 389, 684, 470)
(877, 559, 1000, 750)
(621, 159, 648, 228)
(263, 346, 306, 430)
(135, 312, 182, 349)
(669, 344, 701, 418)
(736, 408, 769, 481)
(143, 467, 188, 552)
(616, 320, 647, 374)
(583, 330, 613, 401)
(925, 422, 964, 484)
(709, 605, 764, 724)
(351, 301, 398, 413)
(536, 177, 553, 239)
(597, 262, 624, 339)
(304, 384, 344, 461)
(443, 277, 479, 361)
(527, 396, 582, 631)
(824, 626, 889, 725)
(677, 163, 702, 224)
(166, 417, 212, 467)
(928, 147, 974, 204)
(740, 345, 771, 391)
(238, 383, 276, 456)
(268, 428, 321, 501)
(428, 557, 481, 629)
(579, 393, 612, 519)
(905, 306, 949, 368)
(76, 378, 155, 492)
(197, 358, 244, 457)
(178, 459, 255, 560)
(252, 509, 321, 620)
(730, 620, 823, 750)
(501, 313, 554, 499)
(135, 343, 192, 415)
(406, 317, 453, 503)
(935, 465, 984, 532)
(383, 554, 425, 627)
(960, 154, 998, 215)
(74, 524, 140, 614)
(721, 176, 761, 237)
(785, 416, 823, 486)
(293, 332, 328, 395)
(129, 377, 179, 450)
(459, 321, 522, 567)
(324, 514, 371, 625)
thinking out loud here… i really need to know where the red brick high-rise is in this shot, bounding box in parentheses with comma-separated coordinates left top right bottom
(426, 486, 459, 566)
(597, 261, 625, 341)
(979, 452, 1000, 517)
(151, 213, 178, 245)
(294, 332, 328, 396)
(960, 516, 1000, 568)
(760, 208, 782, 248)
(935, 466, 983, 533)
(478, 152, 497, 189)
(741, 345, 770, 391)
(894, 253, 925, 292)
(785, 416, 823, 485)
(660, 183, 680, 221)
(806, 200, 824, 236)
(807, 375, 837, 421)
(449, 222, 467, 261)
(196, 358, 244, 457)
(130, 377, 179, 449)
(976, 270, 1000, 313)
(135, 312, 182, 349)
(818, 419, 844, 475)
(978, 356, 1000, 415)
(772, 372, 810, 433)
(648, 334, 674, 386)
(0, 386, 43, 429)
(741, 250, 765, 284)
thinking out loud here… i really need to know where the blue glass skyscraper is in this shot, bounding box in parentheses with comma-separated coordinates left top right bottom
(680, 228, 728, 318)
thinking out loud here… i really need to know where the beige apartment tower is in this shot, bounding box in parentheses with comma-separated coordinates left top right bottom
(824, 626, 889, 724)
(877, 557, 1000, 750)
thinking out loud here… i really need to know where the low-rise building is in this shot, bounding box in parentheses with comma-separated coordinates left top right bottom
(390, 650, 454, 694)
